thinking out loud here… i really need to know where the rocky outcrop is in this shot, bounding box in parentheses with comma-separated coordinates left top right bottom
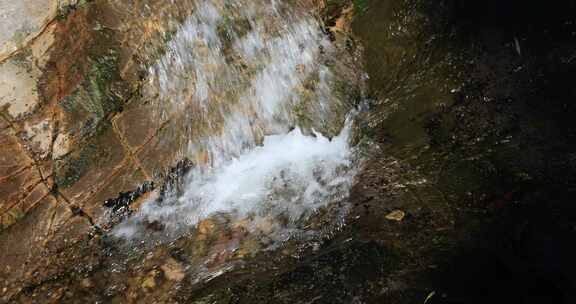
(0, 0, 196, 228)
(0, 0, 364, 301)
(0, 0, 201, 300)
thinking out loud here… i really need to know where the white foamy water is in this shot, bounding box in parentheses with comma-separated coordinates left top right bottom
(113, 0, 359, 240)
(114, 121, 356, 238)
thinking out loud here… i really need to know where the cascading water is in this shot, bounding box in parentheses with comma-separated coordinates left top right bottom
(113, 0, 362, 245)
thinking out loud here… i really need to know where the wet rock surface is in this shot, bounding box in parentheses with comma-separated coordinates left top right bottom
(1, 0, 576, 303)
(349, 0, 576, 303)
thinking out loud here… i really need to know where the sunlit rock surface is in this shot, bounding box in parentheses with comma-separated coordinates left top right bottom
(0, 0, 364, 302)
(0, 0, 200, 300)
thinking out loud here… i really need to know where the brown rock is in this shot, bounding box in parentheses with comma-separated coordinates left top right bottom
(81, 278, 94, 288)
(0, 195, 76, 298)
(80, 161, 147, 219)
(113, 103, 159, 152)
(55, 124, 127, 203)
(141, 270, 158, 290)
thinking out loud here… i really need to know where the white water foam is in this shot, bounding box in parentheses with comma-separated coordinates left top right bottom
(113, 0, 358, 240)
(114, 120, 356, 239)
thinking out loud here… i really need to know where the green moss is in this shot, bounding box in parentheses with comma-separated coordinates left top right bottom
(60, 53, 123, 140)
(354, 0, 369, 13)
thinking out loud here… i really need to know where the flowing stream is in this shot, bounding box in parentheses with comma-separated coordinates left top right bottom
(113, 0, 361, 245)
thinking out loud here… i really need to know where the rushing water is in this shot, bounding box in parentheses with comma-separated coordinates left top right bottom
(113, 0, 360, 243)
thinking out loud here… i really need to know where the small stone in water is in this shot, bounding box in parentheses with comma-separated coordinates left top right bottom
(161, 258, 185, 282)
(81, 278, 94, 288)
(141, 275, 156, 290)
(385, 210, 406, 222)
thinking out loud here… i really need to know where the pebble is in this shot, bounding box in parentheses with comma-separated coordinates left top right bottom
(385, 210, 406, 222)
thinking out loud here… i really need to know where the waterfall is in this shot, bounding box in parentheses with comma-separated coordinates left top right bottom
(113, 0, 360, 242)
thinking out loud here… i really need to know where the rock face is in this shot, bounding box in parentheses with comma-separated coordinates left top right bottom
(3, 0, 575, 303)
(0, 0, 200, 229)
(0, 0, 362, 302)
(0, 0, 198, 300)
